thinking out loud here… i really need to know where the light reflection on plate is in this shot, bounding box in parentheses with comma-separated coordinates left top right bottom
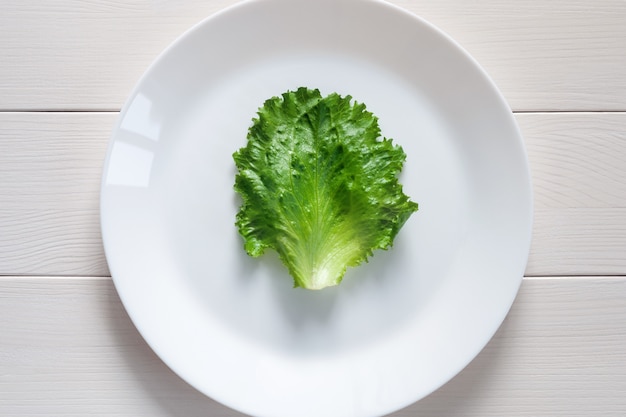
(100, 1, 532, 416)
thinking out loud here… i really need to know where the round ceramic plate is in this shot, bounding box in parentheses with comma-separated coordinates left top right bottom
(100, 0, 533, 416)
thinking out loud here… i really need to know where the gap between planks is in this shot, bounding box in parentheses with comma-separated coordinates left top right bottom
(0, 110, 625, 114)
(1, 275, 625, 281)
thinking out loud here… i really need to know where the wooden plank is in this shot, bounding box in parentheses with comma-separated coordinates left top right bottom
(528, 208, 626, 276)
(0, 0, 237, 112)
(518, 112, 626, 209)
(0, 113, 115, 276)
(395, 0, 626, 112)
(0, 0, 625, 111)
(517, 112, 626, 275)
(0, 276, 624, 416)
(1, 112, 626, 276)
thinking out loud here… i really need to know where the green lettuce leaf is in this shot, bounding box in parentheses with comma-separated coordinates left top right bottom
(233, 87, 418, 290)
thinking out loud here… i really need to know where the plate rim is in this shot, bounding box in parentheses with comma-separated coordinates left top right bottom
(100, 0, 534, 416)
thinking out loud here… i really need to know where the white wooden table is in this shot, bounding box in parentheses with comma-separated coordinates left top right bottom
(1, 0, 625, 416)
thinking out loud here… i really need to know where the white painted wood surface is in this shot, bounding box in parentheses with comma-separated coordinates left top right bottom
(1, 0, 625, 416)
(1, 112, 625, 276)
(1, 0, 625, 111)
(0, 277, 624, 416)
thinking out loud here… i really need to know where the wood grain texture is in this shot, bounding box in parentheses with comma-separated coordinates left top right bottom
(2, 112, 625, 277)
(528, 208, 626, 276)
(519, 113, 626, 209)
(393, 0, 626, 112)
(518, 112, 626, 275)
(1, 1, 624, 416)
(0, 0, 625, 111)
(0, 276, 624, 416)
(0, 0, 237, 112)
(0, 113, 115, 276)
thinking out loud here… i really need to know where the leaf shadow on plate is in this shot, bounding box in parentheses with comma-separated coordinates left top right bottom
(249, 248, 342, 322)
(266, 237, 412, 321)
(240, 228, 426, 355)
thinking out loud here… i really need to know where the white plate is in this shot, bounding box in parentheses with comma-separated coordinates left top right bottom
(100, 0, 533, 416)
